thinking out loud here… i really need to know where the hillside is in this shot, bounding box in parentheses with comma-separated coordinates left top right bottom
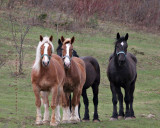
(0, 1, 160, 128)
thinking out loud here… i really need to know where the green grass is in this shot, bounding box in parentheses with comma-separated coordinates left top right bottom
(0, 10, 160, 128)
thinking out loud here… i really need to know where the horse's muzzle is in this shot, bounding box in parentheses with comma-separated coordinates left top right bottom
(42, 61, 49, 67)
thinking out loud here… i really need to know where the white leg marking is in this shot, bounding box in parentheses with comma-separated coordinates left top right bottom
(75, 105, 79, 119)
(62, 107, 71, 123)
(55, 105, 61, 123)
(43, 104, 49, 122)
(70, 105, 80, 122)
(36, 107, 42, 124)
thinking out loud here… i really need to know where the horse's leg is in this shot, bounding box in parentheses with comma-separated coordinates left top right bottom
(33, 85, 42, 125)
(124, 87, 131, 119)
(130, 80, 136, 118)
(69, 94, 72, 112)
(92, 83, 100, 122)
(40, 91, 50, 124)
(50, 86, 59, 126)
(62, 92, 71, 123)
(110, 82, 118, 120)
(70, 89, 81, 123)
(78, 102, 81, 120)
(116, 87, 124, 119)
(82, 89, 90, 121)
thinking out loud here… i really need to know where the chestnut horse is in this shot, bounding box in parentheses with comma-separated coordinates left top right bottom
(31, 35, 65, 126)
(57, 39, 100, 122)
(60, 36, 86, 123)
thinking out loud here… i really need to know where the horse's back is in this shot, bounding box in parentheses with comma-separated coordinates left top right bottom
(80, 56, 100, 89)
(127, 53, 137, 64)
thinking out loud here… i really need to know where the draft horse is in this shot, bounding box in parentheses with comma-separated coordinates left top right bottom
(31, 35, 65, 126)
(60, 36, 86, 123)
(57, 39, 100, 122)
(107, 33, 137, 120)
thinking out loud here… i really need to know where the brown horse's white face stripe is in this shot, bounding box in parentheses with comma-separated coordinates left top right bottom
(62, 42, 73, 68)
(64, 43, 71, 67)
(41, 42, 52, 67)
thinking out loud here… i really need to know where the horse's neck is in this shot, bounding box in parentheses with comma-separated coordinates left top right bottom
(65, 60, 76, 76)
(39, 61, 54, 75)
(113, 55, 128, 68)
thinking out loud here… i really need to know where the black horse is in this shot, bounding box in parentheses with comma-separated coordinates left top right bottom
(107, 33, 137, 120)
(57, 39, 100, 122)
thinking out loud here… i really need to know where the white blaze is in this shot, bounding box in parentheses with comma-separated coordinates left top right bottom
(121, 42, 124, 46)
(43, 43, 49, 63)
(64, 44, 71, 66)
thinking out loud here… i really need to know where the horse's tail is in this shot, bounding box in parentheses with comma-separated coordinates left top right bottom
(90, 57, 100, 85)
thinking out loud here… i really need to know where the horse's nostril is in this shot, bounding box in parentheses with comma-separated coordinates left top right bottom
(47, 61, 49, 65)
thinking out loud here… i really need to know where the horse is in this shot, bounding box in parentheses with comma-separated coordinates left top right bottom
(31, 35, 65, 126)
(57, 39, 100, 122)
(60, 36, 86, 123)
(107, 33, 137, 120)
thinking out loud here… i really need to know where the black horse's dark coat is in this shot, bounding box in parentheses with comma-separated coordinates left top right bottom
(56, 39, 100, 121)
(107, 33, 137, 119)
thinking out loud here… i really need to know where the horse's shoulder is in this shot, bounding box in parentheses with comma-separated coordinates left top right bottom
(73, 57, 85, 67)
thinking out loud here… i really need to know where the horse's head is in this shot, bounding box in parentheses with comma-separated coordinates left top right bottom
(56, 39, 63, 57)
(61, 36, 74, 68)
(114, 33, 128, 66)
(40, 35, 53, 67)
(57, 39, 79, 58)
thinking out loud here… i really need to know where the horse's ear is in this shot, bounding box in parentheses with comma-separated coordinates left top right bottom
(40, 35, 43, 41)
(71, 36, 75, 44)
(125, 33, 129, 40)
(58, 39, 62, 45)
(49, 35, 53, 42)
(117, 33, 120, 40)
(61, 36, 65, 43)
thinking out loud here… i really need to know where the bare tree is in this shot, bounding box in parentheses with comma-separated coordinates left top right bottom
(9, 11, 31, 75)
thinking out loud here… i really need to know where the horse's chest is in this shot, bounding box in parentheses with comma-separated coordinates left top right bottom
(111, 70, 130, 83)
(63, 77, 77, 92)
(38, 77, 55, 90)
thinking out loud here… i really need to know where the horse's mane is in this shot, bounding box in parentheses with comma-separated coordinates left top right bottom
(32, 36, 54, 71)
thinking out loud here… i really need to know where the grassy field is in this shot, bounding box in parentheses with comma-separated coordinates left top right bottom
(0, 11, 160, 128)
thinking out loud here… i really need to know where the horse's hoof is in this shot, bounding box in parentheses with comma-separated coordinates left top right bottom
(118, 116, 124, 120)
(125, 117, 132, 120)
(62, 120, 71, 124)
(93, 119, 100, 122)
(131, 116, 136, 119)
(50, 122, 59, 126)
(70, 120, 79, 124)
(82, 119, 90, 122)
(42, 120, 50, 124)
(110, 117, 118, 121)
(70, 118, 80, 124)
(35, 120, 43, 125)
